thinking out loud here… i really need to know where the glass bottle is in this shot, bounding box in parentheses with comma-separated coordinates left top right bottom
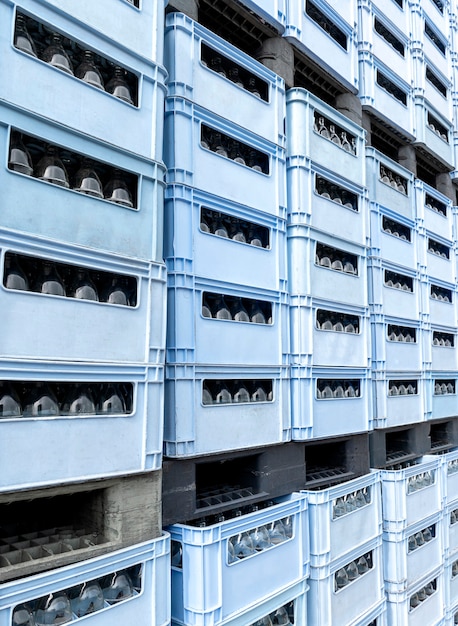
(106, 66, 134, 104)
(0, 382, 22, 418)
(98, 383, 126, 414)
(101, 275, 130, 306)
(62, 384, 95, 415)
(34, 260, 66, 296)
(274, 606, 292, 626)
(73, 159, 104, 198)
(202, 294, 212, 318)
(230, 531, 255, 559)
(202, 382, 213, 405)
(230, 297, 250, 322)
(229, 220, 247, 243)
(228, 139, 246, 166)
(14, 14, 37, 57)
(4, 254, 29, 291)
(23, 382, 59, 417)
(102, 571, 133, 604)
(214, 381, 232, 404)
(356, 555, 369, 575)
(232, 380, 250, 403)
(8, 132, 34, 176)
(247, 226, 264, 247)
(68, 268, 99, 301)
(345, 560, 359, 581)
(334, 567, 348, 590)
(250, 525, 271, 551)
(41, 33, 74, 75)
(212, 294, 232, 320)
(12, 604, 36, 626)
(212, 215, 229, 238)
(34, 592, 73, 625)
(247, 149, 263, 173)
(249, 301, 266, 324)
(251, 381, 267, 402)
(103, 170, 134, 207)
(75, 50, 104, 89)
(36, 145, 70, 188)
(71, 581, 104, 617)
(200, 212, 211, 233)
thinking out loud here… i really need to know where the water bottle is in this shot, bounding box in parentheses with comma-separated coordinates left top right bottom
(14, 14, 37, 57)
(23, 382, 59, 417)
(36, 146, 70, 188)
(42, 33, 74, 75)
(0, 382, 22, 418)
(232, 381, 250, 403)
(230, 297, 250, 322)
(71, 581, 104, 617)
(106, 66, 134, 104)
(12, 604, 36, 626)
(62, 384, 95, 415)
(34, 592, 73, 625)
(75, 51, 104, 89)
(102, 571, 133, 604)
(8, 132, 34, 176)
(98, 384, 126, 414)
(69, 268, 99, 301)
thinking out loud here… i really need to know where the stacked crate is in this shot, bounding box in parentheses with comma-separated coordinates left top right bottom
(0, 0, 169, 623)
(286, 87, 372, 441)
(380, 456, 445, 625)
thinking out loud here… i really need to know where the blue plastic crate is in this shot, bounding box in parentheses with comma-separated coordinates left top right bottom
(164, 13, 286, 147)
(430, 373, 458, 420)
(307, 536, 384, 626)
(383, 512, 445, 593)
(194, 579, 308, 626)
(163, 97, 286, 218)
(352, 599, 387, 626)
(289, 297, 371, 368)
(288, 225, 369, 308)
(286, 155, 369, 246)
(445, 550, 458, 610)
(412, 55, 453, 125)
(1, 111, 165, 263)
(0, 228, 166, 363)
(424, 326, 458, 371)
(368, 258, 421, 322)
(440, 449, 458, 507)
(0, 535, 170, 626)
(370, 315, 423, 371)
(1, 0, 167, 160)
(167, 493, 309, 626)
(418, 231, 456, 285)
(304, 472, 382, 567)
(444, 500, 458, 557)
(18, 0, 166, 63)
(369, 204, 418, 271)
(235, 0, 287, 33)
(286, 88, 366, 188)
(164, 364, 290, 457)
(378, 456, 443, 532)
(421, 276, 457, 328)
(290, 365, 373, 441)
(385, 566, 445, 626)
(413, 100, 454, 169)
(372, 371, 427, 429)
(284, 2, 358, 92)
(359, 56, 415, 138)
(415, 181, 454, 241)
(0, 359, 164, 491)
(366, 148, 416, 218)
(166, 272, 289, 367)
(164, 184, 287, 293)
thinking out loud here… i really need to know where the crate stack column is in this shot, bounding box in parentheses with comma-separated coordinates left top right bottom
(0, 0, 169, 623)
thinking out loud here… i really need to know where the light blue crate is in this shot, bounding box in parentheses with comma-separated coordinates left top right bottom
(0, 0, 167, 160)
(444, 500, 458, 558)
(235, 0, 286, 33)
(412, 55, 453, 125)
(378, 455, 443, 532)
(286, 89, 366, 188)
(369, 204, 418, 271)
(0, 359, 164, 491)
(284, 1, 358, 92)
(286, 155, 369, 246)
(163, 97, 286, 218)
(13, 0, 166, 65)
(359, 55, 415, 139)
(164, 183, 287, 293)
(0, 111, 165, 263)
(290, 365, 373, 441)
(352, 599, 388, 626)
(385, 566, 445, 626)
(166, 272, 289, 367)
(413, 100, 454, 169)
(445, 551, 458, 610)
(164, 13, 286, 147)
(307, 536, 384, 626)
(289, 297, 371, 369)
(0, 535, 170, 626)
(164, 363, 290, 457)
(418, 230, 456, 285)
(365, 148, 416, 219)
(425, 326, 458, 371)
(430, 374, 458, 420)
(372, 371, 427, 429)
(382, 511, 445, 592)
(167, 493, 309, 626)
(368, 258, 422, 322)
(288, 224, 369, 308)
(370, 315, 423, 371)
(415, 180, 454, 241)
(304, 472, 382, 568)
(422, 277, 458, 328)
(440, 449, 458, 507)
(0, 228, 166, 363)
(189, 578, 308, 626)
